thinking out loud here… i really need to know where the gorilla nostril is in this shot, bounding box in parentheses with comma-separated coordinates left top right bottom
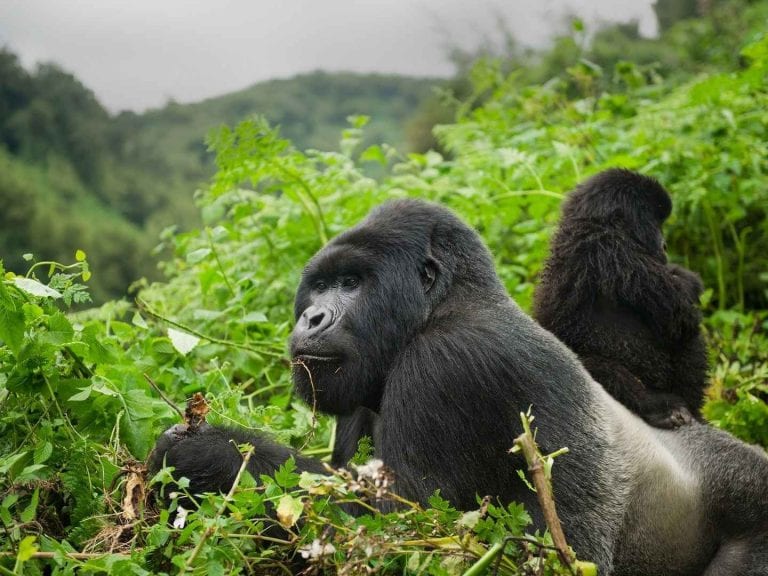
(301, 305, 333, 333)
(308, 310, 325, 329)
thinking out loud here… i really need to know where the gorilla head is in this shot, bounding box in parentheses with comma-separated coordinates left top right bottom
(561, 168, 672, 260)
(290, 200, 505, 415)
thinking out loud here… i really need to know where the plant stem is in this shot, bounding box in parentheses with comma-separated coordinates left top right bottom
(462, 542, 504, 576)
(179, 446, 254, 575)
(513, 414, 574, 569)
(136, 297, 284, 358)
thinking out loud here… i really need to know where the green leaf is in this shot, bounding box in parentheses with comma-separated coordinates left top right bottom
(68, 387, 93, 402)
(69, 379, 119, 402)
(43, 311, 75, 345)
(575, 561, 599, 576)
(19, 489, 39, 523)
(131, 312, 148, 329)
(124, 389, 156, 420)
(110, 321, 136, 339)
(80, 324, 115, 364)
(209, 225, 229, 241)
(17, 535, 38, 562)
(0, 306, 25, 355)
(16, 464, 48, 482)
(274, 457, 300, 488)
(360, 144, 387, 165)
(241, 311, 268, 324)
(34, 442, 53, 465)
(427, 491, 452, 512)
(22, 302, 44, 321)
(167, 328, 200, 355)
(121, 390, 164, 457)
(13, 277, 63, 299)
(0, 504, 12, 525)
(186, 248, 211, 264)
(516, 468, 536, 492)
(0, 452, 28, 475)
(276, 494, 303, 528)
(151, 338, 177, 357)
(0, 278, 15, 309)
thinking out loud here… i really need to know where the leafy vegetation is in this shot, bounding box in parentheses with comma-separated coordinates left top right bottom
(1, 3, 767, 573)
(0, 50, 439, 302)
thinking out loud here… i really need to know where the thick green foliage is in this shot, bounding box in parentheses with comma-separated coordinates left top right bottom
(704, 310, 768, 445)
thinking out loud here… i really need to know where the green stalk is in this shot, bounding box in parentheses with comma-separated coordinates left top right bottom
(462, 542, 504, 576)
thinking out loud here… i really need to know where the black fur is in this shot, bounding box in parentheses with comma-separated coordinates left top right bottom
(331, 408, 377, 467)
(151, 199, 768, 575)
(534, 169, 708, 428)
(148, 423, 326, 495)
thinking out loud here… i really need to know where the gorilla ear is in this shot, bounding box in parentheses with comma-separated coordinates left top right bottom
(421, 257, 439, 293)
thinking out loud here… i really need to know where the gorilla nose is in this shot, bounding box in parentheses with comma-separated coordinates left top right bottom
(299, 305, 334, 335)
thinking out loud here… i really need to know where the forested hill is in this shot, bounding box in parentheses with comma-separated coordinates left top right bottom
(0, 49, 439, 301)
(128, 72, 438, 168)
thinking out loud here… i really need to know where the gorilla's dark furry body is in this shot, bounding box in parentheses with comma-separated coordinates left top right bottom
(534, 169, 708, 428)
(151, 198, 768, 575)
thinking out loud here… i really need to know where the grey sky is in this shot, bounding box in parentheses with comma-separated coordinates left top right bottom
(0, 0, 656, 113)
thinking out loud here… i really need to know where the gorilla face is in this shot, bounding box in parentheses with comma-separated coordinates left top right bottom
(290, 212, 433, 415)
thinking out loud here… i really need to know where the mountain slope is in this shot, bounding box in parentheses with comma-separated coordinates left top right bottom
(0, 51, 442, 301)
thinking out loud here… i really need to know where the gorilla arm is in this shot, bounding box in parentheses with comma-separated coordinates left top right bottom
(149, 424, 326, 495)
(590, 232, 702, 341)
(667, 263, 704, 303)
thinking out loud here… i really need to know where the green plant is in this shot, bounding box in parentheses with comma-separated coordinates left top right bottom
(1, 29, 767, 576)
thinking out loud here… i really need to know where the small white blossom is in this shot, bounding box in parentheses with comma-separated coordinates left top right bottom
(354, 459, 384, 479)
(172, 505, 189, 529)
(299, 539, 336, 560)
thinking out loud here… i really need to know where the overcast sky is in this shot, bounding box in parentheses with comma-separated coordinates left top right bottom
(0, 0, 657, 114)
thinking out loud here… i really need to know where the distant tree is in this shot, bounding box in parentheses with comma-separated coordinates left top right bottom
(34, 64, 109, 187)
(654, 0, 705, 32)
(0, 48, 33, 143)
(4, 98, 57, 157)
(588, 22, 679, 77)
(0, 153, 37, 259)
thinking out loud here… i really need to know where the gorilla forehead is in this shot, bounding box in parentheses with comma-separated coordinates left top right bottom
(329, 199, 491, 260)
(332, 199, 442, 254)
(303, 243, 374, 277)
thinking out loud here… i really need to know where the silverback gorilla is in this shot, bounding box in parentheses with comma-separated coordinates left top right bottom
(534, 169, 708, 428)
(151, 199, 768, 575)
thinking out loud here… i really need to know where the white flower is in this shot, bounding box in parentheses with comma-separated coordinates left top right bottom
(354, 459, 384, 479)
(172, 505, 189, 529)
(299, 539, 336, 560)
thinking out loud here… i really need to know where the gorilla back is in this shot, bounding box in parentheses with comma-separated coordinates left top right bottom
(291, 199, 768, 575)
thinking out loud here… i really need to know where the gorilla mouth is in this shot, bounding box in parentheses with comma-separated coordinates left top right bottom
(290, 339, 345, 370)
(294, 354, 340, 362)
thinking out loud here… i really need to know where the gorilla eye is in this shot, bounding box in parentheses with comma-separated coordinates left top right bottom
(342, 276, 360, 289)
(314, 281, 328, 292)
